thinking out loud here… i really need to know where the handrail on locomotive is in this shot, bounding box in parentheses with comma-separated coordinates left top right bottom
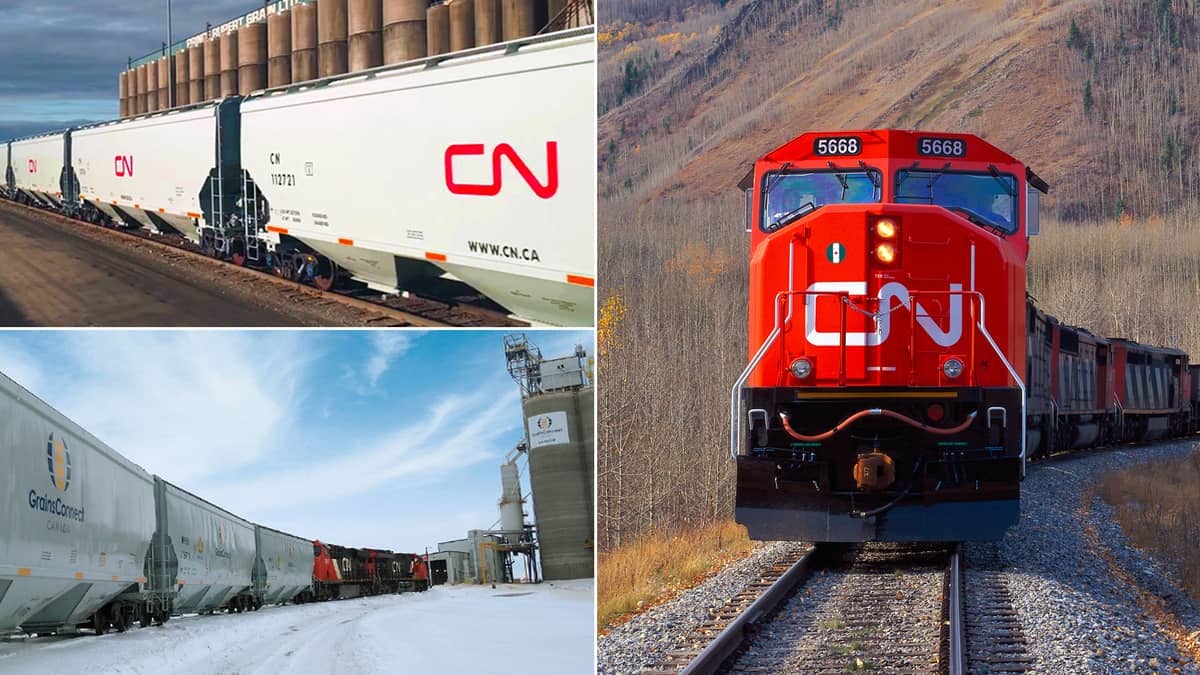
(731, 284, 1027, 478)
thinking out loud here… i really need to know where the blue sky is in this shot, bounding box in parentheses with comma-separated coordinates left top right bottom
(0, 0, 270, 139)
(0, 329, 593, 558)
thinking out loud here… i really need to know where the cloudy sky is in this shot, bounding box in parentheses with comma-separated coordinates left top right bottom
(0, 329, 593, 559)
(0, 0, 265, 139)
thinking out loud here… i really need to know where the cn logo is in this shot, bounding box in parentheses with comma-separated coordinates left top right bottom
(444, 142, 558, 199)
(114, 155, 134, 177)
(27, 159, 37, 174)
(805, 281, 964, 347)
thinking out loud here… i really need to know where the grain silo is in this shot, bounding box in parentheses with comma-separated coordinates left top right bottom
(504, 334, 593, 581)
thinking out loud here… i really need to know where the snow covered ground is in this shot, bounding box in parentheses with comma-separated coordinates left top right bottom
(0, 580, 594, 674)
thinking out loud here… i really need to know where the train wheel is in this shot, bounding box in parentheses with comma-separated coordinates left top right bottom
(312, 256, 338, 291)
(112, 606, 128, 633)
(229, 238, 246, 266)
(139, 605, 151, 628)
(200, 232, 217, 257)
(92, 610, 109, 635)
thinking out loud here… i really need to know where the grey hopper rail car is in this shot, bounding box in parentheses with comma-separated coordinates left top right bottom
(0, 366, 429, 636)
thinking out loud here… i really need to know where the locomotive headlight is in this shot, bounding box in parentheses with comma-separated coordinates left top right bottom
(875, 243, 896, 263)
(790, 358, 813, 379)
(875, 219, 897, 239)
(943, 358, 964, 379)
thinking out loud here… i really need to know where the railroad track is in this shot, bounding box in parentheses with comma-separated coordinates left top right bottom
(0, 198, 526, 328)
(959, 545, 1035, 674)
(651, 542, 1034, 674)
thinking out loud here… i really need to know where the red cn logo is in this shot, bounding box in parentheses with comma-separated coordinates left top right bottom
(444, 142, 558, 199)
(27, 159, 37, 174)
(114, 155, 134, 177)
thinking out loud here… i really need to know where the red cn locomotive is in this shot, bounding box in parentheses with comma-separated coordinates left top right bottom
(732, 130, 1049, 542)
(308, 540, 430, 601)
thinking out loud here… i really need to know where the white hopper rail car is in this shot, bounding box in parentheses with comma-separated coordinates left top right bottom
(0, 28, 595, 327)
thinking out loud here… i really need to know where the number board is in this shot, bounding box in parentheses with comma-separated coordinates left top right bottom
(812, 136, 862, 156)
(917, 137, 967, 158)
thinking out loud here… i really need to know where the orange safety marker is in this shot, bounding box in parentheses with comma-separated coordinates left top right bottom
(338, 238, 354, 246)
(267, 225, 288, 234)
(567, 274, 594, 287)
(425, 252, 447, 262)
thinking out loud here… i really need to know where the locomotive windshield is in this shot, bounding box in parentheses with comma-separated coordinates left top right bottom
(895, 169, 1018, 233)
(761, 169, 881, 232)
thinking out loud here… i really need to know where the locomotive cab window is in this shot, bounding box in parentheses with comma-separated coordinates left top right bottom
(895, 169, 1018, 234)
(760, 169, 881, 232)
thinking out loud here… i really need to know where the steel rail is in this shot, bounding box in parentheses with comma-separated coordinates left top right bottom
(948, 545, 965, 675)
(679, 547, 816, 675)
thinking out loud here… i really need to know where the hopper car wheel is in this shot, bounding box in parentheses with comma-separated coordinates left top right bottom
(111, 605, 129, 633)
(140, 606, 151, 628)
(312, 256, 338, 291)
(156, 609, 170, 625)
(92, 610, 109, 635)
(200, 232, 218, 258)
(229, 238, 247, 267)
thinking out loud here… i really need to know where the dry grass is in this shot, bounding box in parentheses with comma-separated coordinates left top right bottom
(1097, 449, 1200, 606)
(596, 519, 752, 630)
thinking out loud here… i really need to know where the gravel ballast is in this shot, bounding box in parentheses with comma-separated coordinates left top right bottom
(596, 541, 807, 674)
(598, 440, 1200, 674)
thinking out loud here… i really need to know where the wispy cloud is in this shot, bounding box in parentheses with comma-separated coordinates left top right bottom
(39, 331, 313, 484)
(201, 384, 521, 512)
(364, 331, 418, 387)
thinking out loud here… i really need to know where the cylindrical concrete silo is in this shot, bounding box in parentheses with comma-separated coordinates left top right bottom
(427, 3, 450, 56)
(204, 39, 221, 100)
(174, 49, 190, 106)
(136, 64, 149, 114)
(220, 32, 240, 97)
(238, 22, 267, 95)
(499, 460, 525, 545)
(156, 56, 170, 110)
(127, 69, 138, 116)
(502, 0, 535, 41)
(349, 0, 383, 71)
(268, 10, 293, 87)
(188, 44, 205, 103)
(449, 0, 474, 52)
(474, 0, 500, 46)
(383, 0, 426, 64)
(146, 61, 160, 112)
(292, 2, 319, 82)
(523, 387, 594, 580)
(118, 71, 128, 118)
(318, 0, 349, 77)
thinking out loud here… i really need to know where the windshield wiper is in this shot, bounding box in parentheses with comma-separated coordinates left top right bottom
(770, 201, 817, 230)
(762, 161, 793, 201)
(948, 206, 1007, 235)
(828, 161, 849, 199)
(987, 164, 1014, 195)
(858, 160, 880, 188)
